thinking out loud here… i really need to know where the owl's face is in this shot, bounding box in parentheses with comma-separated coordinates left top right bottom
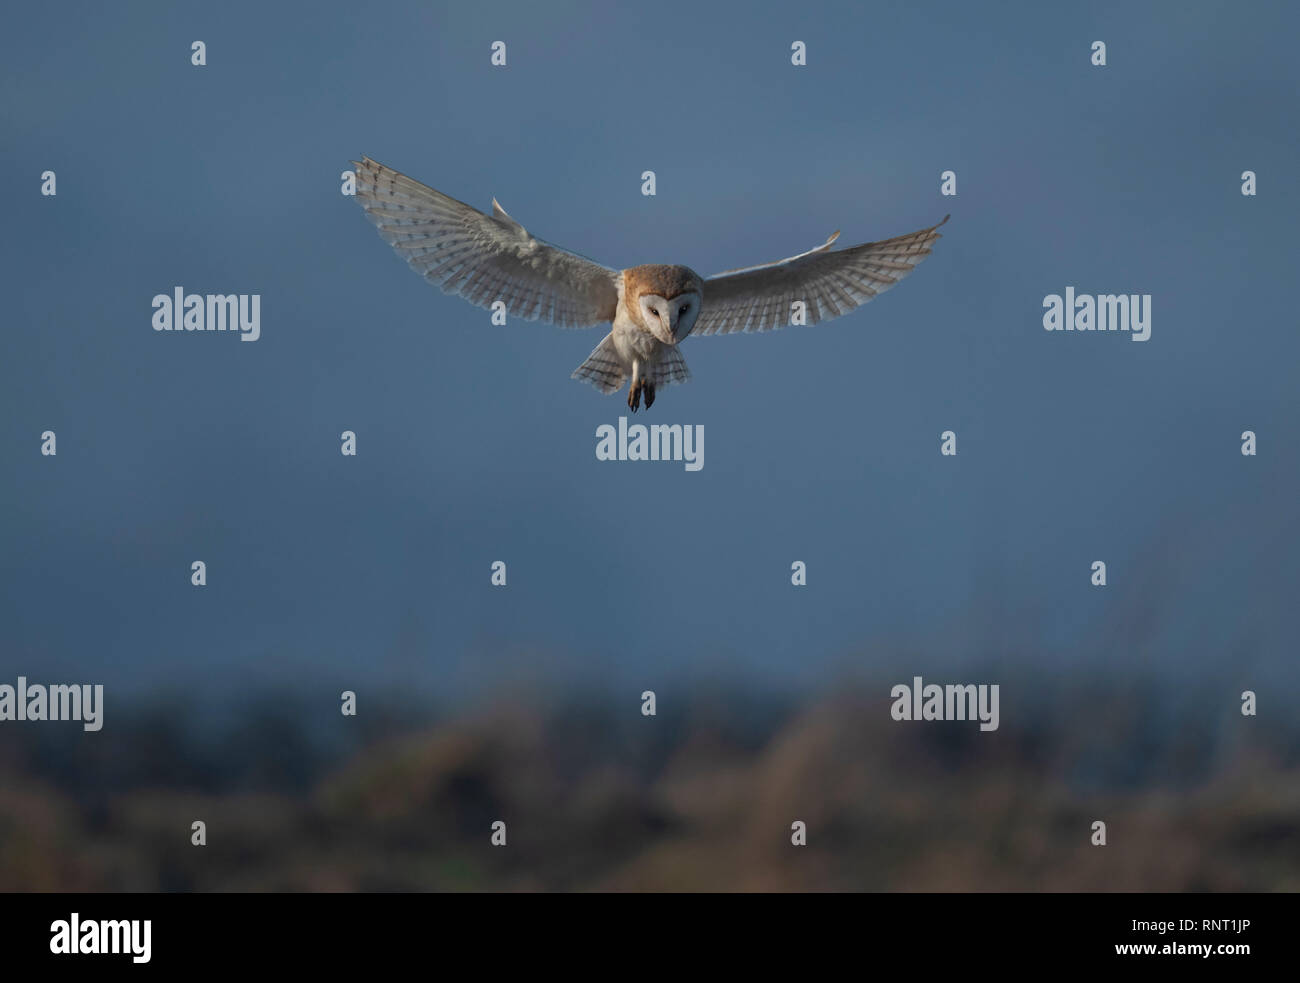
(624, 265, 705, 346)
(637, 290, 701, 345)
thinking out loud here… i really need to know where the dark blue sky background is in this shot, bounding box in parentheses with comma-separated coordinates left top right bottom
(3, 1, 1297, 709)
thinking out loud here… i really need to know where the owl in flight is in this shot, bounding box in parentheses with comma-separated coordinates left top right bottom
(352, 157, 947, 411)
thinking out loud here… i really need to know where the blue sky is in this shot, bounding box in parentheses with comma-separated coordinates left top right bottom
(2, 0, 1297, 707)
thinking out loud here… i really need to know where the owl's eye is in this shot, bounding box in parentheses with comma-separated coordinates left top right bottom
(649, 307, 659, 317)
(679, 305, 689, 316)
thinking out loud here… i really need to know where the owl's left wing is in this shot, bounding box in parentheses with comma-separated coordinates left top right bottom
(352, 157, 621, 328)
(684, 215, 948, 339)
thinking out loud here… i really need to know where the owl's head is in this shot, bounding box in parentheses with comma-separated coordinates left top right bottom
(625, 265, 704, 345)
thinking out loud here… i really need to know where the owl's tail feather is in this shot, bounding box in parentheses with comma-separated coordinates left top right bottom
(572, 333, 627, 394)
(650, 346, 691, 388)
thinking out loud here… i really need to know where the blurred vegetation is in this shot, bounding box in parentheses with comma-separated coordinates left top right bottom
(1, 670, 1297, 891)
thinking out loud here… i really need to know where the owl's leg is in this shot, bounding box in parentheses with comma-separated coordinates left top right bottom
(627, 359, 642, 412)
(644, 382, 656, 408)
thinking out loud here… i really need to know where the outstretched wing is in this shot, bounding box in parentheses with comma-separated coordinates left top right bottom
(685, 216, 948, 339)
(352, 157, 621, 329)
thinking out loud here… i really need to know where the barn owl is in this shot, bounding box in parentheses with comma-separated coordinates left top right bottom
(352, 157, 947, 411)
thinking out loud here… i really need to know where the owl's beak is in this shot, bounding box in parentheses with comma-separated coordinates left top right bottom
(653, 322, 677, 346)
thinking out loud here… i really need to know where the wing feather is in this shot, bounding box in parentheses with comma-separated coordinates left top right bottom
(687, 216, 948, 338)
(352, 158, 620, 329)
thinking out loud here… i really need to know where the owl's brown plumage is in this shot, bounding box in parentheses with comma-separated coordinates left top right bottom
(622, 265, 704, 304)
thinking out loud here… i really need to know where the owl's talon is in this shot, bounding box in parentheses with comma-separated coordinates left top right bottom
(644, 382, 655, 409)
(627, 381, 641, 412)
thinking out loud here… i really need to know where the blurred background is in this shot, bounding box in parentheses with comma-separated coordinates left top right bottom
(2, 0, 1297, 890)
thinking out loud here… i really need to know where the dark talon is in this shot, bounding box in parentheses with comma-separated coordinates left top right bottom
(627, 380, 641, 412)
(644, 382, 655, 409)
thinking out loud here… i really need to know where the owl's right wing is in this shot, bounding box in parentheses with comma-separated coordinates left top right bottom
(685, 215, 948, 339)
(352, 157, 621, 329)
